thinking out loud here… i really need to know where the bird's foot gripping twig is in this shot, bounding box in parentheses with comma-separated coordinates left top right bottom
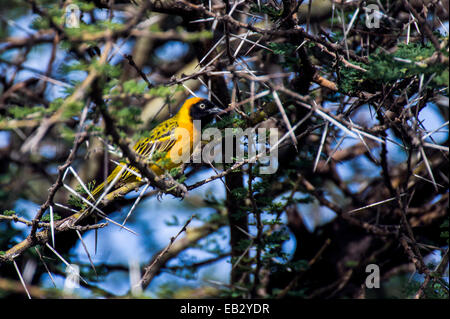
(160, 178, 188, 200)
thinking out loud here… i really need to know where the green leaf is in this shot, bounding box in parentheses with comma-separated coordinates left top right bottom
(2, 210, 15, 216)
(41, 212, 61, 222)
(123, 80, 148, 95)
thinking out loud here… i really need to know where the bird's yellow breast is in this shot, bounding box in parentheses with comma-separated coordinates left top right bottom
(153, 103, 199, 174)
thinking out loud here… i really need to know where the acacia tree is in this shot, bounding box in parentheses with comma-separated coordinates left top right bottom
(0, 0, 448, 299)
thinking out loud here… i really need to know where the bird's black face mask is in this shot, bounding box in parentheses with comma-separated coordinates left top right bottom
(189, 99, 223, 125)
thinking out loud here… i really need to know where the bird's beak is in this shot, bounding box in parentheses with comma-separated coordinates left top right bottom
(208, 107, 224, 115)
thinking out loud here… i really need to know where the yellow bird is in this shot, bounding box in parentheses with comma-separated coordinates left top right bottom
(88, 97, 222, 200)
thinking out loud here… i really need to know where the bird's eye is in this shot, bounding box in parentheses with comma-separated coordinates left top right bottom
(199, 103, 206, 109)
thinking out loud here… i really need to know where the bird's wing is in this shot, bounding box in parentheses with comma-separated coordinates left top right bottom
(114, 118, 179, 181)
(133, 117, 179, 158)
(89, 118, 180, 199)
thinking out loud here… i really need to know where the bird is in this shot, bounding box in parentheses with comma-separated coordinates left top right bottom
(86, 97, 223, 201)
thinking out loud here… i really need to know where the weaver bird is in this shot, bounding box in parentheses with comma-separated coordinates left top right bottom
(87, 97, 222, 201)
